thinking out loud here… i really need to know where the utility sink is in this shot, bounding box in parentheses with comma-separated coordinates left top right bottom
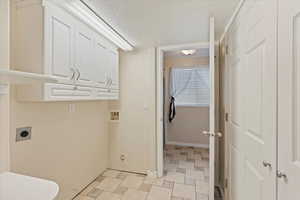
(0, 172, 59, 200)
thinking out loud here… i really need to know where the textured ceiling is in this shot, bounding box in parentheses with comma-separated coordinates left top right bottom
(83, 0, 239, 48)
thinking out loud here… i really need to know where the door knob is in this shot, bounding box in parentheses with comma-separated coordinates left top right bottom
(202, 131, 222, 137)
(202, 131, 211, 136)
(277, 171, 287, 179)
(262, 161, 272, 168)
(215, 132, 222, 137)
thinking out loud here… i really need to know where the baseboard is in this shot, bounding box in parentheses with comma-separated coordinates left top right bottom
(166, 141, 209, 149)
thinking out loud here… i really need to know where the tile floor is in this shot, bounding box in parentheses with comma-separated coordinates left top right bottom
(74, 145, 221, 200)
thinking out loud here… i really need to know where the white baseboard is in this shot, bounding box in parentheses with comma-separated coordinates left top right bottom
(166, 141, 209, 149)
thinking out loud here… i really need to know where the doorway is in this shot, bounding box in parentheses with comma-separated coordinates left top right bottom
(156, 16, 220, 200)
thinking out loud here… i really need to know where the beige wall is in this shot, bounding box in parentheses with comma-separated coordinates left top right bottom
(9, 95, 109, 200)
(0, 0, 10, 173)
(164, 56, 210, 146)
(109, 48, 156, 174)
(8, 1, 110, 199)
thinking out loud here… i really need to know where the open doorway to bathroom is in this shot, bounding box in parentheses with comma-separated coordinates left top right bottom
(156, 43, 221, 200)
(156, 18, 221, 200)
(163, 45, 212, 200)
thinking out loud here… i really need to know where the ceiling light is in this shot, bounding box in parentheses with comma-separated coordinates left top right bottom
(181, 49, 197, 56)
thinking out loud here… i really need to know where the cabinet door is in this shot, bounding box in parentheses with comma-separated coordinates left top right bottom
(44, 4, 74, 79)
(93, 37, 109, 88)
(108, 50, 119, 89)
(74, 22, 95, 85)
(44, 83, 93, 101)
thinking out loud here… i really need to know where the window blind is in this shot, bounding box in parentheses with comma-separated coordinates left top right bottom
(170, 67, 210, 107)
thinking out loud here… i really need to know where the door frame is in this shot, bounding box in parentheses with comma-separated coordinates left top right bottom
(156, 41, 218, 177)
(219, 36, 231, 200)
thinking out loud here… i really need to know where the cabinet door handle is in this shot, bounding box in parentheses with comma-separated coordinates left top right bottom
(277, 171, 287, 179)
(70, 68, 76, 80)
(105, 76, 110, 88)
(75, 68, 81, 81)
(262, 161, 272, 168)
(109, 78, 113, 87)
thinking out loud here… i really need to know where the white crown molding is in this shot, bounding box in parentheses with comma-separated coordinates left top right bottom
(45, 0, 134, 51)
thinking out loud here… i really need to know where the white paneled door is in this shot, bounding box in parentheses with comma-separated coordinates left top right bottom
(227, 0, 277, 200)
(278, 0, 300, 199)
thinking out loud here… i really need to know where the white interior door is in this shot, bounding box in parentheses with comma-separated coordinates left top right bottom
(209, 16, 216, 200)
(278, 0, 300, 198)
(226, 0, 277, 200)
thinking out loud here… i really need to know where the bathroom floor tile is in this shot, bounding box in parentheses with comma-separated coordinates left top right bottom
(139, 183, 152, 192)
(196, 193, 209, 200)
(173, 183, 196, 200)
(163, 172, 185, 184)
(122, 189, 148, 200)
(121, 175, 144, 189)
(116, 173, 127, 180)
(76, 145, 221, 200)
(113, 186, 128, 195)
(87, 188, 102, 198)
(195, 181, 209, 194)
(73, 195, 95, 200)
(96, 177, 122, 192)
(103, 169, 121, 178)
(147, 186, 172, 200)
(80, 181, 101, 195)
(96, 191, 121, 200)
(161, 180, 175, 189)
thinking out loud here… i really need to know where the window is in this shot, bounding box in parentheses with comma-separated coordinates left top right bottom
(170, 66, 210, 107)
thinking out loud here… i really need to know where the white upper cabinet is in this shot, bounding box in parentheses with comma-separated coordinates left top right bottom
(44, 3, 74, 80)
(108, 50, 119, 90)
(74, 21, 95, 85)
(93, 36, 110, 88)
(13, 0, 120, 101)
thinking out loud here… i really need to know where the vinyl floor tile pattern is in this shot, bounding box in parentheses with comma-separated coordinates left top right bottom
(74, 145, 220, 200)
